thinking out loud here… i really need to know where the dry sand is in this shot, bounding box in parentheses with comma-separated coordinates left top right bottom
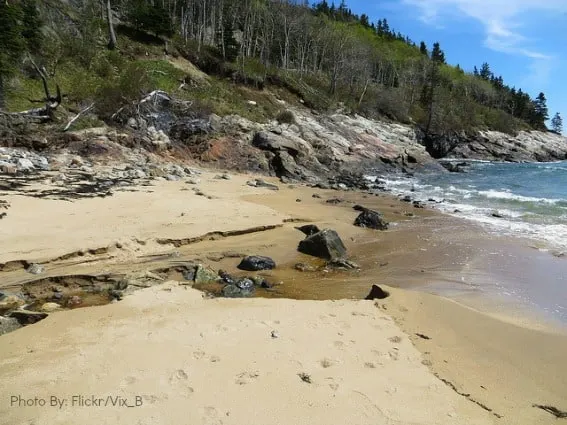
(1, 170, 566, 424)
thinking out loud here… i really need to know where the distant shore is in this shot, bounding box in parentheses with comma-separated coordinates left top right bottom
(1, 169, 566, 424)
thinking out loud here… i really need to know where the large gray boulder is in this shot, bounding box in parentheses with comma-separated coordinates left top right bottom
(252, 131, 312, 156)
(298, 229, 347, 260)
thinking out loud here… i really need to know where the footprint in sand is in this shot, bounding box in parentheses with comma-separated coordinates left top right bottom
(169, 369, 195, 395)
(193, 350, 206, 360)
(235, 371, 260, 385)
(388, 336, 402, 344)
(320, 358, 334, 368)
(388, 349, 399, 361)
(202, 406, 224, 425)
(333, 341, 345, 348)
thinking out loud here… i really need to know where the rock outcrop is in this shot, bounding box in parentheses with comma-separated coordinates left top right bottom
(441, 130, 567, 162)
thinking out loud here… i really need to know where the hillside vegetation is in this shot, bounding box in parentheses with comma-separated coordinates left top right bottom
(0, 0, 555, 137)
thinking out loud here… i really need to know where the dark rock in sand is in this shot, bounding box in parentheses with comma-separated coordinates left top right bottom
(312, 193, 322, 199)
(219, 270, 235, 285)
(9, 310, 49, 325)
(353, 204, 367, 212)
(402, 195, 412, 202)
(298, 229, 347, 260)
(354, 209, 389, 230)
(413, 201, 426, 209)
(295, 224, 321, 237)
(365, 285, 390, 300)
(254, 179, 279, 191)
(236, 278, 255, 291)
(326, 198, 343, 204)
(251, 276, 273, 288)
(237, 256, 276, 271)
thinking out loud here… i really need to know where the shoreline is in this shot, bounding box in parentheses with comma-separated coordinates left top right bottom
(1, 168, 567, 424)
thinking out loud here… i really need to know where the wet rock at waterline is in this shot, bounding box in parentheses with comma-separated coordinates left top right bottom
(297, 229, 347, 260)
(354, 209, 389, 230)
(365, 285, 390, 300)
(237, 256, 276, 271)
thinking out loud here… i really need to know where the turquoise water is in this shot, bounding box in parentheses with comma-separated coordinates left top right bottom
(378, 161, 567, 251)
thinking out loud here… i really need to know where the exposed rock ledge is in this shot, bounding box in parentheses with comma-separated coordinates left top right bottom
(436, 130, 567, 163)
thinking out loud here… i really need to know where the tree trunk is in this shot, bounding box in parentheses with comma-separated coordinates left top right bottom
(106, 0, 117, 50)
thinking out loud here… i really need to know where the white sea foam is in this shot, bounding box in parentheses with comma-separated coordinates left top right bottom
(478, 189, 564, 204)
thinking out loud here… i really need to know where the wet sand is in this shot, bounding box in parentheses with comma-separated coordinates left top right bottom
(1, 170, 567, 424)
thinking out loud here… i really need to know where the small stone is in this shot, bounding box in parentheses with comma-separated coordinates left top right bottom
(67, 295, 82, 307)
(294, 263, 317, 272)
(166, 174, 180, 181)
(271, 330, 279, 339)
(26, 263, 44, 275)
(296, 199, 302, 202)
(236, 278, 254, 291)
(0, 295, 25, 314)
(312, 194, 322, 199)
(40, 302, 61, 313)
(187, 177, 201, 185)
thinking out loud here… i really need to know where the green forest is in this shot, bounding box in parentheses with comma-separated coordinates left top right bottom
(0, 0, 559, 135)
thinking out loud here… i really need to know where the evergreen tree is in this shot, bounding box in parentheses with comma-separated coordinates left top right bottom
(551, 112, 563, 133)
(473, 66, 479, 77)
(419, 41, 428, 56)
(431, 42, 445, 64)
(0, 2, 24, 109)
(479, 62, 491, 80)
(534, 92, 549, 123)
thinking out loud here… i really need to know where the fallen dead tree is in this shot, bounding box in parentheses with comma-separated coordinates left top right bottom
(0, 57, 62, 123)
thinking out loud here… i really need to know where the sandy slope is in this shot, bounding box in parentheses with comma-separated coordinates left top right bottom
(0, 283, 493, 425)
(0, 172, 289, 264)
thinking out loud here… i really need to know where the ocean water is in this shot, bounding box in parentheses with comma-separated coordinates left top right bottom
(373, 160, 567, 252)
(368, 161, 567, 326)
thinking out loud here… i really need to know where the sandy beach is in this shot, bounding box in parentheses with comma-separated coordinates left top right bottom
(1, 169, 567, 425)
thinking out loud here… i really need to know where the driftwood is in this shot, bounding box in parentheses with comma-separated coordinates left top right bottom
(0, 57, 62, 122)
(110, 90, 192, 124)
(63, 103, 95, 131)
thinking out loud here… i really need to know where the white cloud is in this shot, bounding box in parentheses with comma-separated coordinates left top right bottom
(403, 0, 565, 59)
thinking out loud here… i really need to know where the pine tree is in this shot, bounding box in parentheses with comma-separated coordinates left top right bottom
(479, 62, 491, 80)
(534, 92, 549, 124)
(431, 42, 445, 64)
(551, 112, 563, 134)
(473, 66, 479, 77)
(419, 41, 428, 56)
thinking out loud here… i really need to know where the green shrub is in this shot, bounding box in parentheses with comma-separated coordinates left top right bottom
(276, 109, 296, 125)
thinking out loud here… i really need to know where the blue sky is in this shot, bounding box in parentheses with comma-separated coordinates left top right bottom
(339, 0, 567, 132)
